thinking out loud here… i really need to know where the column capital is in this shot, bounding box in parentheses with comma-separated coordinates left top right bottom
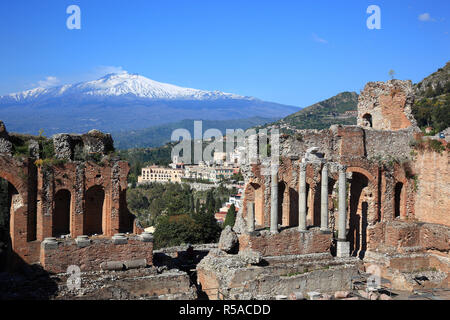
(299, 163, 307, 172)
(322, 163, 328, 172)
(338, 164, 347, 172)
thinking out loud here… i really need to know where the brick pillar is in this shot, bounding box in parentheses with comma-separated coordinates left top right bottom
(109, 162, 121, 236)
(270, 165, 279, 234)
(72, 164, 85, 237)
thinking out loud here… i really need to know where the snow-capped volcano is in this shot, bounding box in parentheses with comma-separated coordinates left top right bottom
(0, 72, 298, 135)
(1, 72, 251, 103)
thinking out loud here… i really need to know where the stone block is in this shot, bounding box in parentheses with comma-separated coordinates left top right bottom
(112, 234, 128, 245)
(307, 291, 321, 300)
(334, 291, 350, 299)
(139, 232, 154, 242)
(75, 235, 91, 248)
(41, 237, 58, 250)
(337, 241, 350, 258)
(289, 292, 305, 300)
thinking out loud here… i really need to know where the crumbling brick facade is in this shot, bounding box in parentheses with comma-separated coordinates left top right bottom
(0, 122, 145, 272)
(235, 79, 448, 262)
(357, 80, 417, 130)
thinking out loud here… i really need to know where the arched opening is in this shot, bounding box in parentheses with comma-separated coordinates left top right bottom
(289, 187, 299, 227)
(328, 178, 337, 231)
(0, 178, 18, 271)
(306, 183, 320, 227)
(254, 185, 264, 227)
(349, 172, 369, 259)
(278, 182, 287, 227)
(245, 183, 264, 228)
(53, 189, 71, 237)
(362, 113, 373, 128)
(84, 185, 105, 236)
(394, 182, 403, 219)
(305, 183, 311, 226)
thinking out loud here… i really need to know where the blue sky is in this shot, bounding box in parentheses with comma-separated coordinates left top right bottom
(0, 0, 449, 107)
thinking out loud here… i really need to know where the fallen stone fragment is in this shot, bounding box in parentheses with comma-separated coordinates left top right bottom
(289, 292, 305, 300)
(334, 291, 350, 299)
(218, 226, 238, 253)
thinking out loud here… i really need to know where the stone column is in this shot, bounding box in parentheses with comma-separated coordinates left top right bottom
(337, 164, 350, 257)
(298, 163, 307, 232)
(247, 202, 255, 233)
(320, 163, 329, 232)
(270, 165, 279, 234)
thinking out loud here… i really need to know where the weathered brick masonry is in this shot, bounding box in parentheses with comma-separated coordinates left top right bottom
(0, 124, 146, 272)
(40, 236, 153, 274)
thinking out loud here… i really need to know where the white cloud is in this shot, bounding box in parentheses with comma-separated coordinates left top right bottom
(93, 65, 126, 77)
(418, 13, 435, 22)
(312, 33, 328, 44)
(37, 76, 60, 88)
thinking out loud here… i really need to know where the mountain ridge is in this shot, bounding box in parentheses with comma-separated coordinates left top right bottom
(0, 72, 298, 135)
(0, 72, 255, 104)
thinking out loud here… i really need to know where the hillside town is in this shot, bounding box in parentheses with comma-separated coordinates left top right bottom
(137, 152, 244, 224)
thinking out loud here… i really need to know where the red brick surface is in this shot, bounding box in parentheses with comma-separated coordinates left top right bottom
(40, 237, 153, 273)
(239, 228, 332, 256)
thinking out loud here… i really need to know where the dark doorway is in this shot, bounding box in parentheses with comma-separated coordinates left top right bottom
(394, 182, 403, 218)
(289, 187, 299, 227)
(362, 114, 373, 127)
(53, 189, 71, 237)
(278, 182, 286, 226)
(84, 185, 105, 235)
(0, 178, 18, 271)
(349, 172, 369, 258)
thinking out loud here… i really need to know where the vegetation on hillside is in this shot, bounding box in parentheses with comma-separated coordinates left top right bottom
(412, 62, 450, 133)
(259, 91, 359, 132)
(112, 117, 275, 150)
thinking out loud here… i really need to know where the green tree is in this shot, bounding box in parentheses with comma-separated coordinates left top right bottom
(195, 198, 201, 214)
(223, 204, 236, 228)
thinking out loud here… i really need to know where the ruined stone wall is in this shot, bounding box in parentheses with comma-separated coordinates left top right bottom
(40, 236, 153, 273)
(357, 80, 417, 130)
(367, 220, 450, 254)
(0, 121, 135, 269)
(238, 228, 332, 256)
(413, 149, 450, 226)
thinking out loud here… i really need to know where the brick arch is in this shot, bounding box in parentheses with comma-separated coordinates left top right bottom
(84, 185, 105, 236)
(0, 159, 28, 198)
(53, 189, 71, 237)
(244, 182, 265, 228)
(347, 166, 375, 182)
(0, 157, 32, 259)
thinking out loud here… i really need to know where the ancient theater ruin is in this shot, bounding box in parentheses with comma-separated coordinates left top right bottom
(0, 126, 155, 274)
(197, 80, 449, 299)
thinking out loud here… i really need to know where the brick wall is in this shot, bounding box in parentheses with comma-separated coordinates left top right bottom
(238, 227, 332, 256)
(367, 220, 449, 254)
(40, 236, 153, 273)
(413, 150, 450, 226)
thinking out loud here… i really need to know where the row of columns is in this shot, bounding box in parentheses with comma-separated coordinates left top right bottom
(246, 162, 349, 257)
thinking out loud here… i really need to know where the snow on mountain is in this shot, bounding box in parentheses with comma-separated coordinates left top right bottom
(0, 72, 254, 103)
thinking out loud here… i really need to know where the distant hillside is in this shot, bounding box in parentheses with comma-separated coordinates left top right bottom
(112, 117, 275, 149)
(412, 61, 450, 133)
(260, 91, 359, 132)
